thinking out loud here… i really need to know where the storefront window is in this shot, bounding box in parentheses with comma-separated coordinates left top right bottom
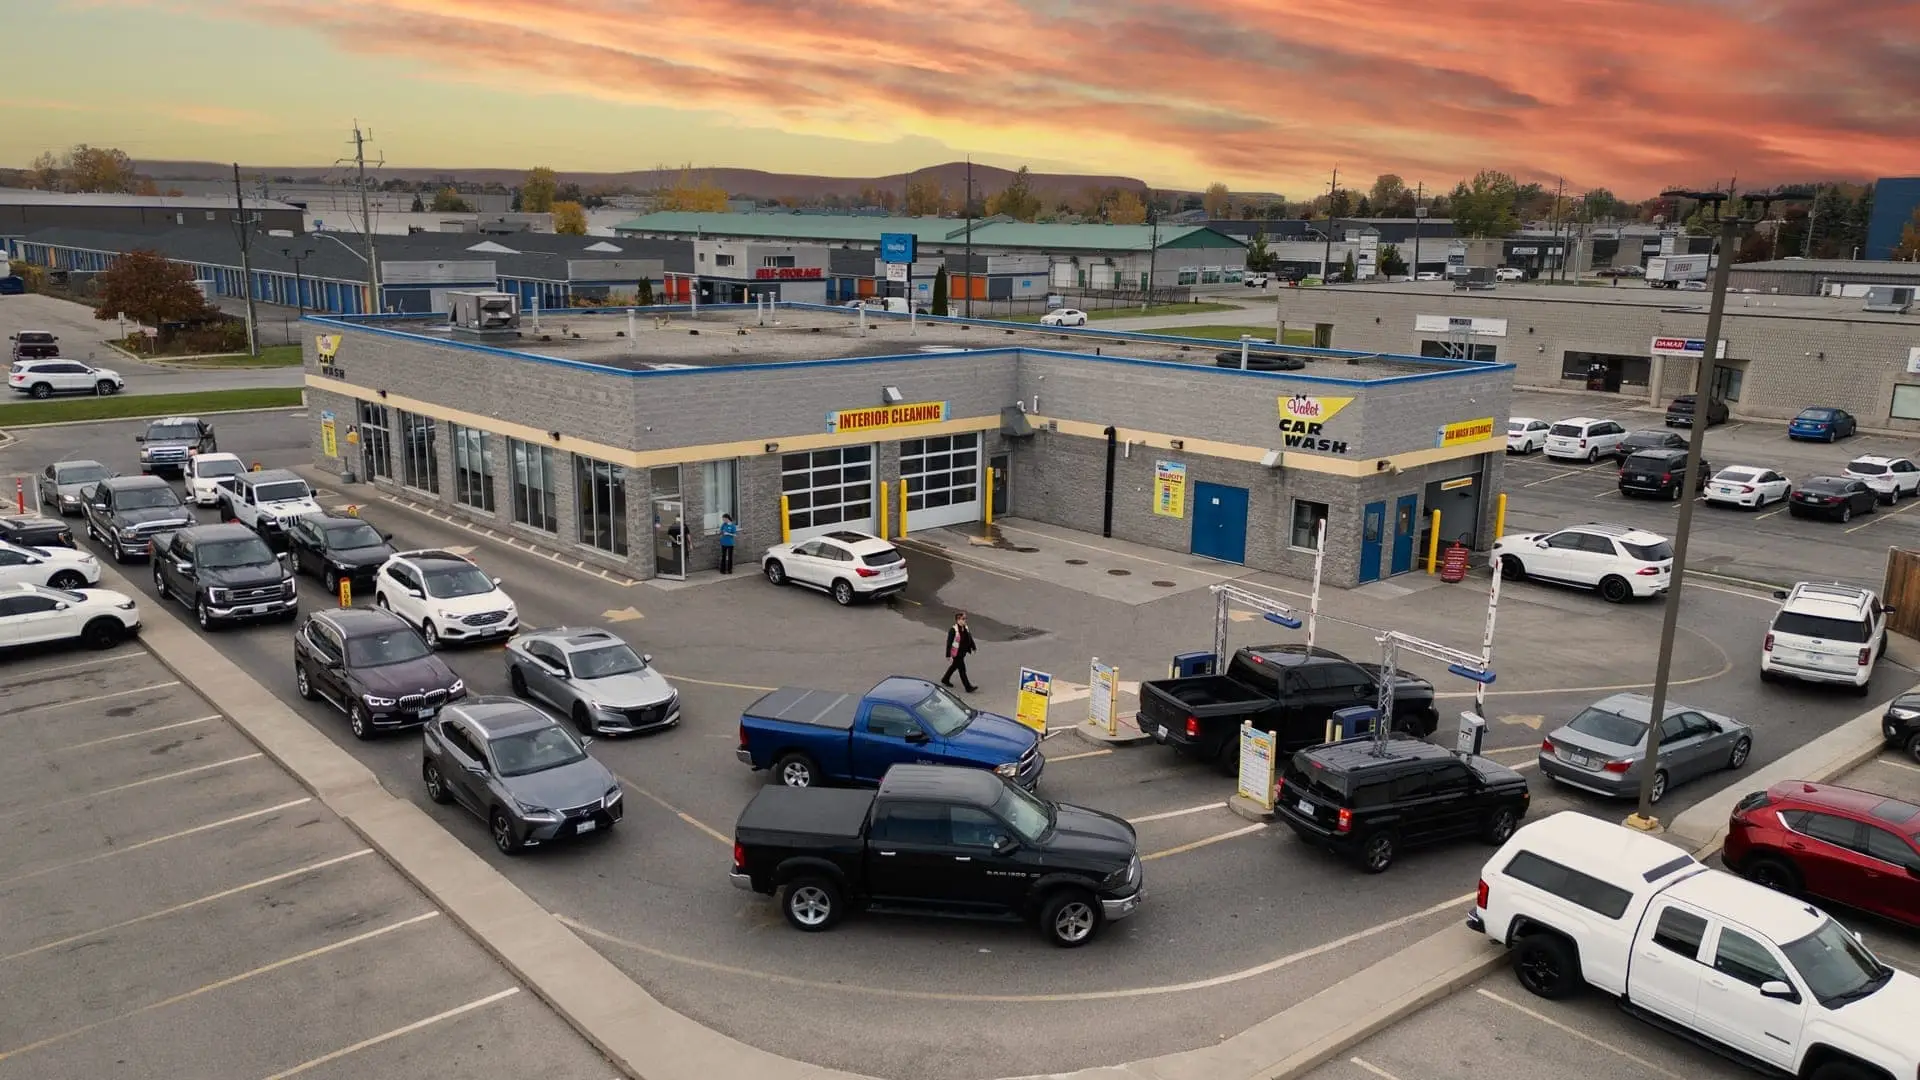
(508, 438, 557, 532)
(1420, 340, 1498, 362)
(703, 460, 737, 532)
(1893, 386, 1920, 422)
(451, 424, 494, 511)
(357, 401, 392, 480)
(574, 456, 628, 555)
(397, 410, 439, 494)
(1290, 500, 1329, 551)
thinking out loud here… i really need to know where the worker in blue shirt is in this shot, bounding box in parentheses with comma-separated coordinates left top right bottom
(718, 513, 737, 574)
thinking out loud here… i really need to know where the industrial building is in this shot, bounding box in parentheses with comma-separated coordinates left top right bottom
(1272, 280, 1920, 431)
(1726, 258, 1920, 297)
(299, 303, 1512, 587)
(1867, 177, 1920, 262)
(0, 189, 306, 233)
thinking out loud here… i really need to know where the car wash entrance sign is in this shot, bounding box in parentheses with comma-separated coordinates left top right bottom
(1277, 394, 1356, 455)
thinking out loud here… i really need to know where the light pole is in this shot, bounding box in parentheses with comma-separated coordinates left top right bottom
(281, 247, 314, 316)
(1627, 185, 1814, 832)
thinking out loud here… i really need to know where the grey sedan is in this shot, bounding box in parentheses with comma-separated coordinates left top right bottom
(1537, 692, 1752, 804)
(38, 459, 112, 517)
(504, 626, 680, 736)
(421, 697, 623, 854)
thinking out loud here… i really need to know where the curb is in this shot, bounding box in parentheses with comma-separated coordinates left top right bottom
(1226, 794, 1275, 823)
(0, 402, 306, 434)
(1071, 714, 1154, 748)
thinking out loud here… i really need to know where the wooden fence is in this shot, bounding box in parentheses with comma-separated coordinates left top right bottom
(1883, 549, 1920, 638)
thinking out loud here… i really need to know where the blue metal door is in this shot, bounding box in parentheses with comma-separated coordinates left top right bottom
(1190, 482, 1249, 564)
(1390, 494, 1419, 575)
(1359, 501, 1385, 583)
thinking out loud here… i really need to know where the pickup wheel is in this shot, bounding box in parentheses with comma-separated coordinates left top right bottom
(774, 752, 819, 788)
(1512, 932, 1582, 999)
(1039, 889, 1100, 948)
(1211, 737, 1240, 777)
(295, 663, 317, 701)
(1482, 807, 1519, 845)
(1357, 832, 1397, 874)
(1808, 1060, 1877, 1080)
(782, 876, 842, 932)
(153, 567, 170, 600)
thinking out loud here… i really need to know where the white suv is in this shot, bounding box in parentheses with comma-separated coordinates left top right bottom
(186, 453, 248, 506)
(1543, 418, 1628, 462)
(1491, 522, 1672, 603)
(762, 529, 908, 606)
(373, 549, 519, 649)
(1760, 582, 1887, 695)
(8, 359, 124, 398)
(1843, 455, 1920, 504)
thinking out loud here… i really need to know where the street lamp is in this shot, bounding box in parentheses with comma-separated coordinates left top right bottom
(1627, 185, 1816, 833)
(281, 247, 315, 316)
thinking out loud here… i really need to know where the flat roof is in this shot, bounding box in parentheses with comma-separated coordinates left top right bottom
(0, 187, 302, 212)
(1307, 280, 1920, 324)
(316, 304, 1469, 382)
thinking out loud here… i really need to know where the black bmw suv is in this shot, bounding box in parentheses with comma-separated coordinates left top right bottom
(293, 607, 465, 739)
(1618, 448, 1711, 500)
(285, 514, 396, 594)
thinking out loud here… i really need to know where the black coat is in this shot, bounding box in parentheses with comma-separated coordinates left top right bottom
(945, 625, 976, 658)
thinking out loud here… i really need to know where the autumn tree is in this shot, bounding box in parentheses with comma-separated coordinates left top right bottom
(551, 200, 588, 235)
(659, 167, 730, 212)
(521, 166, 558, 213)
(904, 177, 945, 216)
(1245, 231, 1271, 272)
(431, 188, 472, 212)
(27, 151, 61, 190)
(64, 145, 137, 193)
(1201, 182, 1231, 218)
(985, 166, 1042, 221)
(1448, 171, 1519, 238)
(135, 177, 161, 196)
(1893, 206, 1920, 260)
(93, 249, 214, 331)
(1581, 188, 1621, 222)
(1369, 174, 1408, 211)
(1108, 189, 1148, 225)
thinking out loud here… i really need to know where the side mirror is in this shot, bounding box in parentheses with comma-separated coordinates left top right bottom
(1885, 605, 1898, 614)
(54, 601, 70, 611)
(991, 835, 1018, 855)
(641, 653, 653, 664)
(1759, 980, 1797, 1002)
(406, 588, 424, 599)
(490, 576, 502, 587)
(175, 561, 194, 575)
(279, 554, 293, 574)
(544, 660, 565, 675)
(579, 735, 595, 748)
(379, 531, 393, 542)
(134, 435, 146, 443)
(1535, 539, 1549, 549)
(904, 730, 930, 744)
(1771, 589, 1788, 600)
(465, 762, 486, 776)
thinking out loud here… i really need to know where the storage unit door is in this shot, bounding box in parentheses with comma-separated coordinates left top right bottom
(782, 446, 876, 542)
(902, 433, 981, 531)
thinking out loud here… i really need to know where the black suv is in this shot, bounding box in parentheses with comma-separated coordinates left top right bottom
(285, 514, 395, 594)
(1618, 448, 1711, 500)
(152, 523, 298, 629)
(83, 475, 193, 563)
(1664, 394, 1729, 428)
(1614, 429, 1689, 459)
(1884, 691, 1920, 763)
(293, 607, 465, 739)
(1275, 738, 1530, 873)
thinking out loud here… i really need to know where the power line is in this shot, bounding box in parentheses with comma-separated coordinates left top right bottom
(336, 122, 384, 312)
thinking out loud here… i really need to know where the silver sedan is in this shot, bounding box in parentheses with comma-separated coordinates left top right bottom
(38, 459, 112, 517)
(1537, 692, 1753, 804)
(504, 626, 681, 736)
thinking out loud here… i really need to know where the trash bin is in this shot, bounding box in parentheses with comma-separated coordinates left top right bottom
(1169, 651, 1217, 678)
(1330, 705, 1380, 742)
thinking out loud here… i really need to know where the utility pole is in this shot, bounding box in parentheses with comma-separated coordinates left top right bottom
(1550, 177, 1565, 282)
(338, 122, 383, 314)
(1319, 165, 1339, 281)
(1411, 181, 1424, 280)
(231, 163, 260, 357)
(1143, 206, 1159, 311)
(963, 159, 974, 319)
(1803, 183, 1822, 258)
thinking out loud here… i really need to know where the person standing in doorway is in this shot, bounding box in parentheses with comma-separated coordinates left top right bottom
(718, 513, 737, 574)
(942, 612, 978, 693)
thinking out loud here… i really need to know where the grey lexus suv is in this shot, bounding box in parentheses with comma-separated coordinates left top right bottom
(422, 697, 623, 854)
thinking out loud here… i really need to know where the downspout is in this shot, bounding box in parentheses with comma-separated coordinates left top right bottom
(1103, 426, 1118, 539)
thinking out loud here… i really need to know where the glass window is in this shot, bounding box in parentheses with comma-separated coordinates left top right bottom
(1864, 827, 1920, 871)
(1714, 928, 1789, 988)
(357, 401, 393, 480)
(488, 725, 588, 777)
(573, 455, 628, 556)
(1796, 812, 1864, 850)
(864, 704, 918, 737)
(702, 460, 738, 532)
(1290, 500, 1329, 550)
(1892, 385, 1920, 422)
(450, 424, 495, 512)
(1652, 907, 1708, 958)
(950, 807, 1007, 848)
(871, 803, 946, 845)
(1500, 850, 1633, 919)
(508, 439, 557, 532)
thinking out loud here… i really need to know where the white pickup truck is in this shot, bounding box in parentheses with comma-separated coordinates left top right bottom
(1472, 812, 1920, 1079)
(217, 468, 323, 541)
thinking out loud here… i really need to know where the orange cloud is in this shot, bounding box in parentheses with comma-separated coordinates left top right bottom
(182, 0, 1920, 192)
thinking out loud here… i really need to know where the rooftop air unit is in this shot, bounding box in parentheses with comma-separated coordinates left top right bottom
(447, 290, 521, 335)
(1863, 286, 1915, 314)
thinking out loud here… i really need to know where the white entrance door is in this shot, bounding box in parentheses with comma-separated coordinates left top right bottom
(902, 433, 982, 532)
(781, 446, 876, 542)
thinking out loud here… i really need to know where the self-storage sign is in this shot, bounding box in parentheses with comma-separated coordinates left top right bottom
(825, 401, 950, 434)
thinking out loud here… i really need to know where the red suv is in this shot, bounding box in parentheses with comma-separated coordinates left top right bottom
(1725, 781, 1920, 928)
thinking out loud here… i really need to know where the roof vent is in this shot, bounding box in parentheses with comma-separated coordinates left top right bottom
(1864, 286, 1914, 314)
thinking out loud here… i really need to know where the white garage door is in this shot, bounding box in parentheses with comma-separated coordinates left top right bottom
(903, 433, 981, 531)
(782, 446, 875, 542)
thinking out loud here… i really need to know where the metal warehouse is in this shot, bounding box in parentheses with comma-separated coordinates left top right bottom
(300, 303, 1513, 588)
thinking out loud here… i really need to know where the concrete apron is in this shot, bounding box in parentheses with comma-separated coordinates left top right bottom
(104, 553, 1920, 1080)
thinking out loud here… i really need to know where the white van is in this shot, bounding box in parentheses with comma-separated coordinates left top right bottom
(1759, 581, 1888, 694)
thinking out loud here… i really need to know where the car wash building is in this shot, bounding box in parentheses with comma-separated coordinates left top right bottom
(298, 302, 1513, 587)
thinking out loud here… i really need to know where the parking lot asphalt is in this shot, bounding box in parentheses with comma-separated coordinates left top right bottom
(1303, 748, 1920, 1080)
(0, 645, 618, 1080)
(1504, 387, 1920, 588)
(1, 400, 1907, 1080)
(1, 293, 305, 398)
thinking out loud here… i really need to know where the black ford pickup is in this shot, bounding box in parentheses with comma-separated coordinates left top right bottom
(730, 763, 1142, 947)
(1136, 644, 1439, 772)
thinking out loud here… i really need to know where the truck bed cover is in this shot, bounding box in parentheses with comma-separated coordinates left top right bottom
(736, 787, 874, 840)
(745, 687, 861, 730)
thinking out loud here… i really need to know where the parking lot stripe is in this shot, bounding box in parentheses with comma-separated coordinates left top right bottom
(0, 797, 314, 886)
(13, 680, 181, 715)
(0, 911, 440, 1065)
(1474, 988, 1684, 1080)
(1, 849, 374, 964)
(1845, 498, 1920, 534)
(1349, 1058, 1406, 1080)
(0, 650, 146, 682)
(1522, 468, 1594, 488)
(1756, 505, 1789, 520)
(656, 672, 777, 693)
(0, 753, 264, 820)
(1875, 756, 1920, 776)
(1128, 802, 1225, 824)
(1142, 822, 1265, 861)
(611, 773, 729, 845)
(49, 714, 217, 753)
(1047, 748, 1112, 763)
(258, 987, 520, 1079)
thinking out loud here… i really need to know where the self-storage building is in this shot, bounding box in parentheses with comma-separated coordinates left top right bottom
(300, 304, 1514, 588)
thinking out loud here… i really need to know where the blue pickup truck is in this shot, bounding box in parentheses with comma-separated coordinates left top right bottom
(735, 676, 1045, 790)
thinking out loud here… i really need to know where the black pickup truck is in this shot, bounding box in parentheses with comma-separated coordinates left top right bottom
(730, 764, 1143, 947)
(1136, 644, 1439, 772)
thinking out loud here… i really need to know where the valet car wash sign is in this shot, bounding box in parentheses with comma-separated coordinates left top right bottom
(1278, 394, 1356, 455)
(825, 400, 950, 434)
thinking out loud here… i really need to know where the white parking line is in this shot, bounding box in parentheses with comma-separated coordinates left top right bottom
(1522, 468, 1593, 488)
(0, 650, 147, 682)
(1047, 748, 1113, 763)
(1, 849, 373, 964)
(0, 911, 441, 1064)
(1874, 756, 1920, 776)
(49, 714, 217, 753)
(0, 753, 264, 820)
(1142, 822, 1265, 861)
(259, 987, 520, 1079)
(13, 680, 181, 715)
(1349, 1058, 1405, 1080)
(0, 797, 313, 886)
(1756, 505, 1789, 520)
(1128, 801, 1226, 824)
(1846, 499, 1920, 534)
(1474, 987, 1685, 1080)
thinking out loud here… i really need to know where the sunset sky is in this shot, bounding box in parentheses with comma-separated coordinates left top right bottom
(6, 0, 1917, 197)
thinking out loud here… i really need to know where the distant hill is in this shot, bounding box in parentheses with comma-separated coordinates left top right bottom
(132, 160, 1157, 200)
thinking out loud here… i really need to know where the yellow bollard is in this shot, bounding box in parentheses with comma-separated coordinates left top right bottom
(984, 465, 995, 527)
(898, 478, 909, 538)
(878, 482, 890, 541)
(338, 578, 352, 608)
(779, 495, 791, 544)
(1494, 492, 1508, 541)
(1427, 509, 1441, 575)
